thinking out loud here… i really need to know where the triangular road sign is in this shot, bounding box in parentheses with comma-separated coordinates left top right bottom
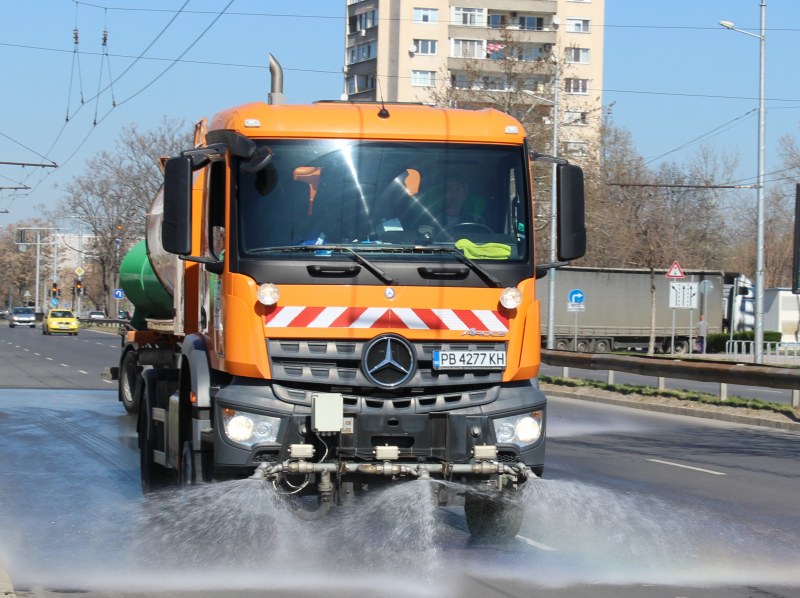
(666, 260, 685, 279)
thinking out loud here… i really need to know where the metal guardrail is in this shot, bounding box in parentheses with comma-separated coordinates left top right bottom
(726, 340, 800, 365)
(541, 350, 800, 408)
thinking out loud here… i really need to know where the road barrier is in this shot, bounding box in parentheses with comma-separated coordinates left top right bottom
(541, 350, 800, 408)
(725, 340, 800, 365)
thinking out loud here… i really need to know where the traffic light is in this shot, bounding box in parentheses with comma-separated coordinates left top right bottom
(75, 279, 83, 296)
(51, 283, 58, 298)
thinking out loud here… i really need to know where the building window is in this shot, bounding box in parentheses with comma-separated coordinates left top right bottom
(347, 74, 376, 94)
(453, 7, 485, 26)
(349, 9, 378, 34)
(413, 8, 438, 23)
(488, 14, 504, 28)
(347, 41, 377, 65)
(482, 76, 508, 91)
(412, 70, 436, 87)
(564, 78, 589, 94)
(566, 18, 590, 33)
(564, 110, 588, 126)
(413, 39, 437, 55)
(486, 42, 506, 60)
(452, 39, 485, 59)
(565, 47, 590, 64)
(519, 16, 544, 31)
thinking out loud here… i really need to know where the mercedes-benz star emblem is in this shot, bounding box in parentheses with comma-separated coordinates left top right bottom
(362, 334, 416, 388)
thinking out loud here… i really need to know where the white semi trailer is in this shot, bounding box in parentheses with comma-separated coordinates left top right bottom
(763, 289, 800, 343)
(536, 266, 753, 353)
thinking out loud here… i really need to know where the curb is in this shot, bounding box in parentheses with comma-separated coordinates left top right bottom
(0, 559, 16, 598)
(543, 387, 800, 433)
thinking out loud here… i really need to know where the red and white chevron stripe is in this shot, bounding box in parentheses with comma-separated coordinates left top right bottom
(263, 306, 509, 332)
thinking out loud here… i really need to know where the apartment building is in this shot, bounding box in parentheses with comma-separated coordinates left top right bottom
(344, 0, 604, 158)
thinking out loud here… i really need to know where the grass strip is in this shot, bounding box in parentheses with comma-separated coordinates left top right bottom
(539, 374, 799, 420)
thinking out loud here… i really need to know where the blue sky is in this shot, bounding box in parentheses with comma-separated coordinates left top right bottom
(1, 0, 799, 224)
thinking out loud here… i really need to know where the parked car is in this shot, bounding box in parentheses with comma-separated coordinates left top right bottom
(8, 306, 36, 328)
(0, 308, 8, 320)
(42, 309, 79, 336)
(88, 311, 106, 320)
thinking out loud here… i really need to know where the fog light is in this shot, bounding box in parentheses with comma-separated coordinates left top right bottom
(495, 422, 516, 443)
(500, 287, 522, 310)
(257, 283, 280, 306)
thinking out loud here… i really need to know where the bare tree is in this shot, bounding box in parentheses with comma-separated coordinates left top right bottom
(59, 117, 190, 315)
(0, 220, 56, 309)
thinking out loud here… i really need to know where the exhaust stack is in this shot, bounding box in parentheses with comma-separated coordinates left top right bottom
(268, 53, 285, 105)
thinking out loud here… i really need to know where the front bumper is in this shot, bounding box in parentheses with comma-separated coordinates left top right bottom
(211, 379, 547, 479)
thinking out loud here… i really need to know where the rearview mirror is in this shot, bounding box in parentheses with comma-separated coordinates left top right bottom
(162, 156, 192, 256)
(556, 163, 586, 261)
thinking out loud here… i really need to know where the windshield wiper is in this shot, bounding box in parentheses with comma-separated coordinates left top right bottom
(250, 245, 396, 285)
(399, 246, 503, 288)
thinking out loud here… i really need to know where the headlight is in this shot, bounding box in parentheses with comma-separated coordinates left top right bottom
(222, 408, 280, 446)
(492, 411, 543, 447)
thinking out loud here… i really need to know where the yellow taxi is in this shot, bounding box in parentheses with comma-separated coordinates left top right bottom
(42, 309, 79, 336)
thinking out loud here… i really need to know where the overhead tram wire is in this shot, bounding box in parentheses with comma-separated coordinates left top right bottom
(8, 0, 193, 205)
(22, 0, 233, 195)
(65, 1, 85, 123)
(92, 0, 234, 128)
(93, 9, 117, 126)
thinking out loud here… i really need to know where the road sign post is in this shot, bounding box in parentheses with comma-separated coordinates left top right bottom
(567, 289, 585, 350)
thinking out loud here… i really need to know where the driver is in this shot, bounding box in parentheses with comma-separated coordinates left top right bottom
(443, 178, 486, 227)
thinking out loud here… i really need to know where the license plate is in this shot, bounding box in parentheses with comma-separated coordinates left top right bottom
(432, 350, 506, 370)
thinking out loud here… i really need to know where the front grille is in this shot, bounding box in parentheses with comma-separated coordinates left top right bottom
(267, 338, 506, 410)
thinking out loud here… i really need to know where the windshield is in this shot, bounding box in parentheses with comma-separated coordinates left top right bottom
(13, 308, 33, 314)
(237, 140, 530, 261)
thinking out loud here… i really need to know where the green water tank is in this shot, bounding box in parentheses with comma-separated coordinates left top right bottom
(119, 239, 173, 329)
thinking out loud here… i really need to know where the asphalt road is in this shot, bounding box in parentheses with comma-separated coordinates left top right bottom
(0, 326, 798, 597)
(0, 323, 120, 390)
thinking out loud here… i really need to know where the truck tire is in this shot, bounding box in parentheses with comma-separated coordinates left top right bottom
(139, 369, 176, 493)
(464, 488, 525, 542)
(593, 338, 611, 353)
(120, 351, 142, 415)
(575, 338, 590, 352)
(180, 440, 195, 488)
(555, 338, 569, 351)
(664, 339, 689, 354)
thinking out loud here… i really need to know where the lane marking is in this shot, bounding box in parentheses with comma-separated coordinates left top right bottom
(647, 458, 727, 476)
(78, 370, 88, 375)
(516, 535, 557, 551)
(60, 363, 69, 368)
(46, 357, 53, 361)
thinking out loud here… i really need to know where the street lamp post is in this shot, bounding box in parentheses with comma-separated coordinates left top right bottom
(720, 0, 766, 364)
(524, 58, 559, 349)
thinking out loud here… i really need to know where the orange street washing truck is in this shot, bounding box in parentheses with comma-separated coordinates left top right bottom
(107, 55, 585, 541)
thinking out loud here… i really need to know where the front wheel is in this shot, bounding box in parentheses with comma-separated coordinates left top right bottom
(120, 351, 142, 415)
(139, 369, 177, 494)
(464, 487, 525, 543)
(180, 441, 195, 488)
